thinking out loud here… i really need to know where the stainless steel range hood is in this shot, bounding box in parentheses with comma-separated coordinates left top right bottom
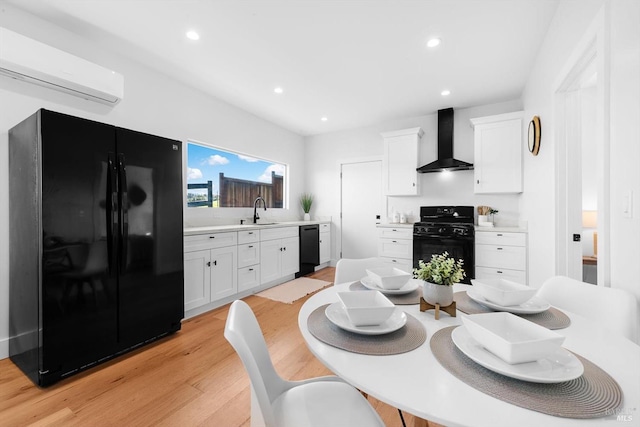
(417, 108, 473, 173)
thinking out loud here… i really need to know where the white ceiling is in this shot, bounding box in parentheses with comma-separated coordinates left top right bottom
(7, 0, 560, 136)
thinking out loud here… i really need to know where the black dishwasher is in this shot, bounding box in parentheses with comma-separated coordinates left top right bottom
(297, 224, 320, 277)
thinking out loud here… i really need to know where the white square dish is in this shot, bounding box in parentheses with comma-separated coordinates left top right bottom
(471, 278, 537, 306)
(461, 312, 565, 364)
(337, 291, 396, 326)
(365, 267, 411, 290)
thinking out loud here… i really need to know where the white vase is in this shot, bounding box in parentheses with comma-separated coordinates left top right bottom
(304, 213, 311, 221)
(422, 281, 454, 306)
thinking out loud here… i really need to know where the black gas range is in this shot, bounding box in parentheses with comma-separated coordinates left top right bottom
(413, 206, 475, 284)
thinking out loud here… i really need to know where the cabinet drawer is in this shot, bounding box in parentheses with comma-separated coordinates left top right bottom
(184, 231, 237, 251)
(476, 244, 526, 270)
(260, 226, 298, 241)
(238, 229, 260, 244)
(379, 257, 413, 273)
(475, 266, 527, 285)
(238, 243, 260, 268)
(378, 238, 412, 259)
(319, 223, 330, 232)
(377, 227, 413, 240)
(238, 265, 261, 292)
(475, 231, 526, 246)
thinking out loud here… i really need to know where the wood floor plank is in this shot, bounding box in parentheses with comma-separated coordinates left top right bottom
(0, 268, 441, 427)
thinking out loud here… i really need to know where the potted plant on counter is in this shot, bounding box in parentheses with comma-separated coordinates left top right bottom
(413, 251, 465, 306)
(300, 193, 313, 221)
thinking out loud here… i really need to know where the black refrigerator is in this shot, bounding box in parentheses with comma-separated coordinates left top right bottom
(9, 109, 184, 386)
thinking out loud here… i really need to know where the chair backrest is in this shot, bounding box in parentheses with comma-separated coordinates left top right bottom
(334, 257, 381, 285)
(538, 276, 639, 343)
(224, 300, 287, 426)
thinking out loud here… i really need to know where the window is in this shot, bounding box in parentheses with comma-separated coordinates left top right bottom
(186, 141, 286, 208)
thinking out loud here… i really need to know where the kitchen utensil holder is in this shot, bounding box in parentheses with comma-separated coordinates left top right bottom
(420, 297, 456, 320)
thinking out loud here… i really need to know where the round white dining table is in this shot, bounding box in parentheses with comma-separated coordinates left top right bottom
(298, 282, 640, 427)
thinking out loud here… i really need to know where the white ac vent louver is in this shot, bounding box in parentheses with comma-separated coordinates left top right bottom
(0, 27, 124, 105)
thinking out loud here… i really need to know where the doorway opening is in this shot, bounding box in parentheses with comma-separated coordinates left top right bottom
(554, 10, 609, 286)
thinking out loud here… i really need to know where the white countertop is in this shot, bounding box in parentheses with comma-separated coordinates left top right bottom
(376, 223, 414, 228)
(475, 225, 528, 233)
(184, 220, 330, 235)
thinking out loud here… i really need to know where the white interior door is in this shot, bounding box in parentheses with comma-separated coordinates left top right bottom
(340, 160, 382, 259)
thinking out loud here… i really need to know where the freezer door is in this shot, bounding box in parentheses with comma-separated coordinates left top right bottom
(40, 109, 118, 382)
(115, 128, 184, 348)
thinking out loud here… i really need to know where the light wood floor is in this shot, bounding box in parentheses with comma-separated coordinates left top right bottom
(0, 268, 441, 426)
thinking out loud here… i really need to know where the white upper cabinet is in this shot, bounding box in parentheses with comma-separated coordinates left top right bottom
(381, 127, 423, 196)
(471, 112, 523, 194)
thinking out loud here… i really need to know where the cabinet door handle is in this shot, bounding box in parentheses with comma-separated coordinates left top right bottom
(280, 247, 283, 251)
(392, 240, 397, 243)
(412, 182, 415, 187)
(283, 247, 287, 251)
(497, 247, 503, 251)
(207, 261, 211, 267)
(209, 236, 215, 239)
(497, 270, 503, 274)
(248, 268, 254, 271)
(392, 229, 397, 231)
(213, 260, 217, 266)
(248, 232, 254, 235)
(248, 245, 254, 248)
(497, 233, 503, 236)
(319, 240, 322, 243)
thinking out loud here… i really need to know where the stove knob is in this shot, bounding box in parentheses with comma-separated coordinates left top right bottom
(439, 228, 446, 234)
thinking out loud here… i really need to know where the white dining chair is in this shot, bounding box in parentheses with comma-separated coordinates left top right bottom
(334, 257, 382, 285)
(224, 300, 385, 427)
(538, 275, 639, 344)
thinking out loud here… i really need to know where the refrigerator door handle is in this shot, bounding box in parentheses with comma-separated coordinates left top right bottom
(118, 154, 129, 271)
(106, 153, 118, 275)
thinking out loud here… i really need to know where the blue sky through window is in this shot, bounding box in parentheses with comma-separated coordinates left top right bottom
(186, 142, 286, 206)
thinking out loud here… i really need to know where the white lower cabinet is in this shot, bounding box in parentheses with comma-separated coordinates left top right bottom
(377, 226, 413, 273)
(184, 231, 238, 311)
(260, 227, 299, 284)
(238, 264, 261, 292)
(319, 223, 331, 264)
(185, 225, 309, 314)
(184, 250, 211, 311)
(475, 230, 527, 284)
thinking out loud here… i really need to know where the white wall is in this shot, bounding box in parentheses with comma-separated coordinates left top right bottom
(521, 0, 639, 339)
(0, 5, 304, 358)
(305, 100, 523, 263)
(608, 0, 640, 301)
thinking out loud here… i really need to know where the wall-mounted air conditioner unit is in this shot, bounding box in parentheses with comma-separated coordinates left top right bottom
(0, 27, 124, 105)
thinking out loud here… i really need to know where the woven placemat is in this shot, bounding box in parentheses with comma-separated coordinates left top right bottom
(307, 304, 426, 355)
(454, 291, 571, 330)
(349, 281, 421, 305)
(431, 326, 622, 419)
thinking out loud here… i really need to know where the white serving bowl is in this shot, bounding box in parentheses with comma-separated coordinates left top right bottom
(471, 278, 537, 306)
(461, 312, 565, 364)
(365, 267, 411, 290)
(337, 291, 396, 326)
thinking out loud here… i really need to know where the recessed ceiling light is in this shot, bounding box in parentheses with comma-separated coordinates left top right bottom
(321, 117, 328, 122)
(186, 30, 200, 41)
(427, 38, 441, 48)
(441, 89, 451, 96)
(274, 87, 284, 94)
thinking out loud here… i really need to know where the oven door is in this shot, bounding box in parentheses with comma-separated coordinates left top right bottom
(413, 235, 474, 284)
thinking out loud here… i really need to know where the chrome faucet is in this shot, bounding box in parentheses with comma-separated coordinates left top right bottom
(253, 196, 267, 224)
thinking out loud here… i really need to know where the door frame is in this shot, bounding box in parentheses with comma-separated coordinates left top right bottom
(338, 156, 384, 259)
(553, 6, 610, 286)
